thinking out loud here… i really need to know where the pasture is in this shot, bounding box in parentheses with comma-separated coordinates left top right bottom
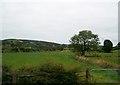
(2, 50, 119, 83)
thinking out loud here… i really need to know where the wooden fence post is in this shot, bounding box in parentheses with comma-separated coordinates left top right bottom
(86, 68, 90, 82)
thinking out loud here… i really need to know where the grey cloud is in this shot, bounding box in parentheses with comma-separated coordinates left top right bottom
(1, 0, 118, 46)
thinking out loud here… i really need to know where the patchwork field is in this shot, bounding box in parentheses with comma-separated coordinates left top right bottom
(2, 50, 119, 83)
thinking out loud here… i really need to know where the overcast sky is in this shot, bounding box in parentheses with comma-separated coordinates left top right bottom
(1, 0, 119, 46)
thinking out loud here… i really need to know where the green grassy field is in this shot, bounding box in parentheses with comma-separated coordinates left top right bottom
(2, 50, 119, 83)
(3, 51, 101, 71)
(86, 50, 119, 64)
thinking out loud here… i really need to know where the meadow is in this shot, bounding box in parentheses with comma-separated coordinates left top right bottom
(2, 50, 119, 83)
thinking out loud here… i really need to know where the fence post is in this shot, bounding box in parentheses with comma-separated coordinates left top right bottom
(86, 68, 90, 82)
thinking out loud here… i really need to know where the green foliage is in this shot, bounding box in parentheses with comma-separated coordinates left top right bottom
(2, 50, 119, 83)
(118, 42, 120, 49)
(103, 39, 113, 53)
(2, 64, 12, 84)
(2, 64, 11, 73)
(114, 42, 120, 50)
(3, 63, 79, 84)
(2, 39, 65, 52)
(70, 30, 100, 56)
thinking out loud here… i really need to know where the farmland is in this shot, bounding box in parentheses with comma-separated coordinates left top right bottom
(2, 50, 119, 83)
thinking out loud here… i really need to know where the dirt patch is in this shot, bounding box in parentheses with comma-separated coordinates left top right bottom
(75, 56, 89, 62)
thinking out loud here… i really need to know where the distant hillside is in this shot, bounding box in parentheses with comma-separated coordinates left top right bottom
(2, 39, 67, 52)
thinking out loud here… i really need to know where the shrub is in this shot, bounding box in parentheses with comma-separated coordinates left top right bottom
(2, 64, 12, 84)
(17, 63, 79, 84)
(103, 39, 113, 53)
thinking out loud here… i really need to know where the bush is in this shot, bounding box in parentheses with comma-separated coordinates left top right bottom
(2, 64, 12, 84)
(103, 39, 113, 53)
(16, 63, 79, 84)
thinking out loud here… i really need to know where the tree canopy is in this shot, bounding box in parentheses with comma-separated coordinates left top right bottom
(103, 39, 113, 53)
(70, 30, 100, 56)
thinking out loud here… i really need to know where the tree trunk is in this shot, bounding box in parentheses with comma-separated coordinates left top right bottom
(81, 51, 85, 56)
(82, 41, 86, 56)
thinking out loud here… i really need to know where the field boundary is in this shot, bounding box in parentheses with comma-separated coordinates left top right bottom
(90, 69, 120, 83)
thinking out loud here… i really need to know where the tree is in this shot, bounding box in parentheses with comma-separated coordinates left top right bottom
(70, 30, 100, 56)
(117, 42, 120, 49)
(103, 39, 113, 53)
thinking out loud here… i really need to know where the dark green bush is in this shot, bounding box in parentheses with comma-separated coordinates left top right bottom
(2, 64, 12, 84)
(2, 63, 79, 84)
(17, 63, 79, 84)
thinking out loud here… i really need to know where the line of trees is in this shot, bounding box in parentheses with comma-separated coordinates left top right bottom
(69, 30, 117, 56)
(2, 30, 119, 54)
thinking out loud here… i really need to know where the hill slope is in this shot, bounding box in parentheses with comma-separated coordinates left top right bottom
(2, 39, 65, 52)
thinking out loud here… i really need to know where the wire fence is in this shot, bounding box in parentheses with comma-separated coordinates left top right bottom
(90, 69, 120, 83)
